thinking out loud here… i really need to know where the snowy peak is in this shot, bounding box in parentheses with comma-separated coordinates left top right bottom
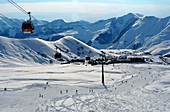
(107, 14, 170, 53)
(140, 24, 170, 55)
(90, 13, 140, 49)
(118, 13, 143, 20)
(0, 13, 170, 55)
(0, 36, 102, 64)
(55, 36, 102, 59)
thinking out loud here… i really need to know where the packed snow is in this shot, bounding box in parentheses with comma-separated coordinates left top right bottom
(0, 36, 170, 112)
(0, 61, 170, 112)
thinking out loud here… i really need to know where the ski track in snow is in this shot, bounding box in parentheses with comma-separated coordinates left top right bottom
(36, 89, 170, 112)
(0, 63, 170, 112)
(37, 64, 170, 112)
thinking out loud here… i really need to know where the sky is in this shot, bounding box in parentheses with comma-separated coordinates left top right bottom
(0, 0, 170, 22)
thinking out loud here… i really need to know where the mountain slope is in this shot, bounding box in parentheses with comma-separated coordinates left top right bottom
(109, 16, 170, 50)
(0, 13, 170, 55)
(0, 36, 102, 64)
(90, 13, 142, 49)
(140, 24, 170, 55)
(55, 36, 103, 59)
(0, 36, 56, 64)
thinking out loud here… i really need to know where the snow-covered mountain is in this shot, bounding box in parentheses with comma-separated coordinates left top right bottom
(109, 15, 170, 51)
(0, 36, 56, 64)
(1, 14, 170, 112)
(0, 13, 170, 55)
(140, 24, 170, 55)
(55, 36, 103, 59)
(0, 36, 102, 64)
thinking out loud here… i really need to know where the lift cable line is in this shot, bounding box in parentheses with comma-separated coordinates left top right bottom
(2, 0, 56, 92)
(7, 0, 28, 15)
(0, 12, 21, 28)
(0, 13, 21, 26)
(8, 0, 66, 34)
(7, 0, 37, 20)
(7, 0, 62, 35)
(7, 0, 35, 33)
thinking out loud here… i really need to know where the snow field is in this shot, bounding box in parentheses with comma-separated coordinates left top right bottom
(0, 62, 170, 112)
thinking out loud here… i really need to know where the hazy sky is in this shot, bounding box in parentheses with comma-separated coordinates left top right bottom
(0, 0, 170, 22)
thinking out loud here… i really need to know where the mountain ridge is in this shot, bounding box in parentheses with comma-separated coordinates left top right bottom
(0, 35, 102, 64)
(0, 13, 170, 55)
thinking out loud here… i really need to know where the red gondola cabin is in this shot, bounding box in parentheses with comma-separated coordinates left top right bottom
(22, 21, 34, 33)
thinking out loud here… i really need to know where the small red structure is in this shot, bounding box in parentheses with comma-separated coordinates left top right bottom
(22, 12, 34, 33)
(22, 21, 34, 33)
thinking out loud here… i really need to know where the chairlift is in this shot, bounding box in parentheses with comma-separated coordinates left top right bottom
(22, 12, 34, 33)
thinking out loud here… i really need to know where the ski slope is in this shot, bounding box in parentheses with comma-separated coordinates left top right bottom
(0, 36, 170, 112)
(0, 62, 170, 112)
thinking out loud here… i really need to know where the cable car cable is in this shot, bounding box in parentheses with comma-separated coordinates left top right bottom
(0, 12, 21, 27)
(7, 0, 61, 34)
(7, 0, 28, 15)
(7, 0, 35, 33)
(0, 12, 22, 34)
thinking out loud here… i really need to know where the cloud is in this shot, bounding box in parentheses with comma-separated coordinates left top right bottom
(0, 2, 170, 22)
(2, 2, 169, 14)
